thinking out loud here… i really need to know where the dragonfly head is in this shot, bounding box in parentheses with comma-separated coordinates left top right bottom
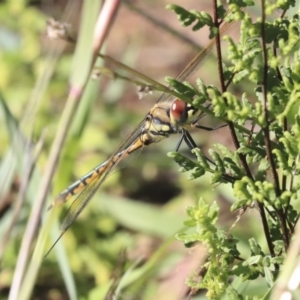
(146, 99, 201, 143)
(170, 99, 200, 127)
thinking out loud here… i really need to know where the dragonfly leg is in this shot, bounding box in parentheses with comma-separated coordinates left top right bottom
(176, 130, 214, 164)
(194, 123, 228, 131)
(174, 132, 184, 152)
(182, 130, 197, 150)
(179, 130, 236, 183)
(182, 130, 216, 165)
(191, 103, 228, 131)
(175, 129, 197, 152)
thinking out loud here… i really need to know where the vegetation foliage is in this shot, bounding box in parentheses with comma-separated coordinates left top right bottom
(168, 1, 300, 299)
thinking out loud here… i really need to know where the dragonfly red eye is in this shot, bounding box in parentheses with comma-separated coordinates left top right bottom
(170, 99, 187, 124)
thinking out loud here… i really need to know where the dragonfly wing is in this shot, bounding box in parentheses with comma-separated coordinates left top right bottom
(49, 118, 149, 210)
(60, 169, 108, 231)
(59, 119, 150, 231)
(156, 21, 235, 105)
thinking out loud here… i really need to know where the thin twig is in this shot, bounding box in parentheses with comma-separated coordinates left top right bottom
(260, 0, 289, 251)
(212, 0, 276, 257)
(212, 1, 252, 177)
(260, 2, 280, 198)
(272, 11, 287, 200)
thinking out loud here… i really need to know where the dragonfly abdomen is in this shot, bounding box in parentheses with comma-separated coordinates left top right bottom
(48, 161, 110, 210)
(48, 147, 133, 211)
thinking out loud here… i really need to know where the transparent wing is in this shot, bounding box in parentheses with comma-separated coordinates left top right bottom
(45, 119, 150, 257)
(156, 21, 235, 104)
(47, 118, 147, 245)
(98, 22, 235, 107)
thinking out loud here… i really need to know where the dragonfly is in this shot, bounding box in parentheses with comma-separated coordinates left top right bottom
(46, 21, 234, 256)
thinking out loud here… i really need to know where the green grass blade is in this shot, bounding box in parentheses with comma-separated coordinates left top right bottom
(70, 1, 101, 87)
(14, 1, 103, 299)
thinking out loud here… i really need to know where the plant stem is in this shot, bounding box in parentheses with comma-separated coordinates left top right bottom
(260, 0, 289, 251)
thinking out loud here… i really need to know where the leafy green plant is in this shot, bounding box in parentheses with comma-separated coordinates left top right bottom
(167, 0, 300, 299)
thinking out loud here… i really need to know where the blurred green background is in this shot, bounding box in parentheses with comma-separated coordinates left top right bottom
(0, 0, 264, 299)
